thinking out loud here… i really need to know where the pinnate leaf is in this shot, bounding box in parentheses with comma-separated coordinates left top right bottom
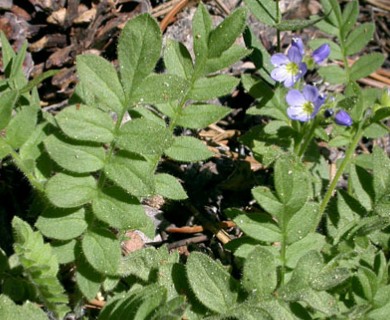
(205, 45, 252, 74)
(104, 152, 155, 197)
(45, 173, 97, 208)
(345, 22, 375, 56)
(76, 249, 104, 300)
(56, 104, 115, 143)
(0, 90, 18, 130)
(12, 217, 69, 318)
(350, 53, 385, 81)
(6, 105, 39, 149)
(186, 252, 238, 313)
(234, 212, 281, 242)
(98, 284, 167, 320)
(131, 74, 188, 104)
(44, 134, 105, 173)
(164, 136, 212, 162)
(243, 0, 277, 26)
(118, 14, 162, 98)
(189, 75, 239, 101)
(242, 246, 277, 297)
(208, 8, 247, 58)
(35, 207, 87, 241)
(116, 118, 173, 155)
(92, 186, 154, 236)
(318, 65, 346, 84)
(175, 104, 230, 129)
(164, 40, 193, 79)
(0, 294, 48, 320)
(285, 233, 325, 268)
(286, 202, 321, 244)
(274, 154, 310, 219)
(341, 0, 359, 35)
(252, 186, 284, 217)
(155, 173, 188, 200)
(77, 54, 124, 113)
(192, 3, 212, 61)
(82, 227, 122, 276)
(373, 147, 390, 203)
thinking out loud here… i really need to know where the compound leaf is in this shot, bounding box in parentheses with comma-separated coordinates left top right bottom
(45, 173, 97, 208)
(56, 104, 115, 144)
(186, 252, 238, 314)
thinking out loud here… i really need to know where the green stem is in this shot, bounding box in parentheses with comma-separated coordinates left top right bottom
(319, 124, 365, 215)
(8, 147, 44, 192)
(279, 219, 287, 286)
(97, 98, 134, 190)
(297, 118, 318, 158)
(275, 0, 281, 52)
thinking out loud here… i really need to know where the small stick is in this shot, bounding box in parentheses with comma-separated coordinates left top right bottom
(167, 234, 209, 250)
(160, 0, 190, 32)
(166, 221, 236, 234)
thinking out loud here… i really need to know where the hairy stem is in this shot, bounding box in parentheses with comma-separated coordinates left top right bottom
(319, 124, 365, 215)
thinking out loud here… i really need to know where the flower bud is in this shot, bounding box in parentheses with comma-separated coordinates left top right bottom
(312, 44, 330, 64)
(291, 37, 305, 55)
(335, 110, 353, 126)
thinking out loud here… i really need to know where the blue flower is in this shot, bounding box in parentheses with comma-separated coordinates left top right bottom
(286, 85, 324, 122)
(312, 44, 330, 64)
(271, 46, 307, 87)
(335, 110, 353, 126)
(291, 37, 305, 55)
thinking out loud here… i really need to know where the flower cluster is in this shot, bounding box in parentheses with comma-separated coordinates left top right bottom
(271, 37, 352, 127)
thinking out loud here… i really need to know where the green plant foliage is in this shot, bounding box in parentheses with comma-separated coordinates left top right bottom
(0, 294, 48, 320)
(0, 1, 389, 318)
(131, 74, 188, 104)
(175, 104, 231, 129)
(35, 207, 87, 240)
(44, 134, 106, 173)
(118, 14, 162, 99)
(164, 40, 194, 79)
(189, 75, 240, 101)
(186, 252, 239, 314)
(243, 0, 277, 26)
(164, 136, 213, 162)
(155, 173, 188, 200)
(116, 118, 173, 155)
(103, 152, 155, 197)
(77, 54, 125, 113)
(45, 173, 98, 208)
(98, 284, 167, 320)
(350, 53, 385, 81)
(12, 217, 69, 318)
(208, 8, 247, 58)
(0, 90, 18, 130)
(81, 226, 122, 276)
(92, 186, 154, 234)
(6, 105, 39, 149)
(55, 104, 115, 143)
(242, 246, 277, 297)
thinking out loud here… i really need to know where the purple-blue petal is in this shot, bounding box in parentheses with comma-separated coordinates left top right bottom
(286, 89, 306, 106)
(271, 66, 289, 82)
(283, 75, 297, 88)
(291, 37, 305, 55)
(302, 85, 319, 102)
(335, 110, 353, 126)
(312, 44, 330, 64)
(298, 62, 307, 78)
(287, 106, 311, 122)
(271, 53, 289, 66)
(287, 46, 303, 64)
